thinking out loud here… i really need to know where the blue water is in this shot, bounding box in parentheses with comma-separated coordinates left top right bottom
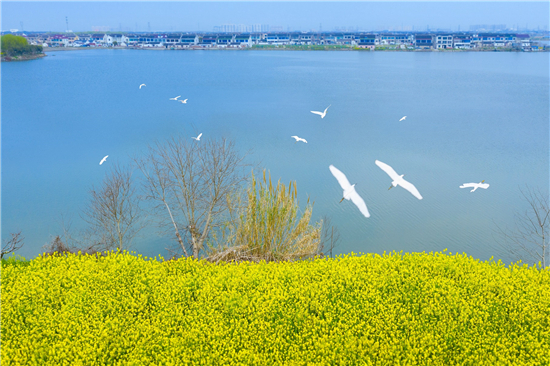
(2, 49, 548, 264)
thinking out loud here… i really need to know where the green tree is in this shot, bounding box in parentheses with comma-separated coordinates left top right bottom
(1, 34, 43, 57)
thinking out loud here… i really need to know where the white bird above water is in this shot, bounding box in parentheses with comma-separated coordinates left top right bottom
(375, 160, 423, 200)
(310, 105, 331, 119)
(329, 165, 370, 218)
(192, 133, 202, 141)
(169, 95, 181, 100)
(139, 84, 146, 89)
(399, 116, 407, 121)
(291, 136, 307, 143)
(460, 181, 490, 192)
(180, 99, 188, 104)
(99, 155, 109, 165)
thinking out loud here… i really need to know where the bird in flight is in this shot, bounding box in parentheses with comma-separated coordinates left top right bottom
(180, 99, 188, 104)
(291, 136, 307, 143)
(169, 96, 181, 100)
(329, 165, 370, 218)
(399, 116, 407, 121)
(99, 155, 109, 165)
(139, 84, 146, 89)
(375, 160, 423, 200)
(460, 181, 490, 192)
(311, 105, 331, 119)
(192, 133, 203, 141)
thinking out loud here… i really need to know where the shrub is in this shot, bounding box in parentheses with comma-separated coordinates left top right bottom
(207, 170, 322, 263)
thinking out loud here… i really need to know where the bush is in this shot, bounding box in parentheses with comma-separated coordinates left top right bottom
(207, 170, 322, 263)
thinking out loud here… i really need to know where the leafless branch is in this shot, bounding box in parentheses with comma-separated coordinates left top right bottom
(494, 186, 549, 269)
(81, 162, 146, 252)
(1, 231, 24, 259)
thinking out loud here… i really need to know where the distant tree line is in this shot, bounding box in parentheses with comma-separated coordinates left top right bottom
(1, 34, 43, 58)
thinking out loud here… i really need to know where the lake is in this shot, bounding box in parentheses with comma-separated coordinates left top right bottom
(2, 49, 548, 264)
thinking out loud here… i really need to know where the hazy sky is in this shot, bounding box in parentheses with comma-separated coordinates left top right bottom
(2, 2, 549, 33)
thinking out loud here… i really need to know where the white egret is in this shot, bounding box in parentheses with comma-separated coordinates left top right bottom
(329, 165, 370, 218)
(99, 155, 109, 165)
(169, 96, 181, 100)
(192, 133, 203, 141)
(291, 136, 307, 143)
(180, 99, 188, 104)
(310, 105, 331, 119)
(460, 181, 490, 192)
(399, 116, 407, 121)
(139, 84, 146, 89)
(375, 160, 423, 200)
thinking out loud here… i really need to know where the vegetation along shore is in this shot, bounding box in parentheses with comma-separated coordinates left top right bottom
(0, 34, 45, 61)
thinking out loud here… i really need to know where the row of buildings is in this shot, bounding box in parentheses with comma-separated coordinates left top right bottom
(20, 32, 544, 51)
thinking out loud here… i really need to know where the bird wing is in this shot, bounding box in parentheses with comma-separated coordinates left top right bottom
(197, 133, 202, 139)
(399, 179, 423, 200)
(324, 105, 331, 113)
(301, 138, 307, 143)
(291, 136, 299, 140)
(375, 160, 400, 181)
(460, 183, 476, 188)
(329, 165, 351, 190)
(479, 183, 490, 189)
(182, 99, 188, 103)
(349, 190, 370, 218)
(310, 111, 323, 116)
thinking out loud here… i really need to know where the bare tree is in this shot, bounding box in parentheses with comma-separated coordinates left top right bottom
(135, 135, 250, 259)
(494, 186, 549, 269)
(81, 163, 146, 252)
(1, 231, 24, 259)
(319, 215, 341, 258)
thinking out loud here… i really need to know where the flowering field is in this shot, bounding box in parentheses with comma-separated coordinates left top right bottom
(2, 251, 549, 365)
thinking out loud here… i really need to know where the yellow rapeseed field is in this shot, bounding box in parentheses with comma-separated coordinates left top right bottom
(1, 250, 549, 365)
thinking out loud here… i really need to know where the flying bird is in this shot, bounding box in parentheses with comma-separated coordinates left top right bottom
(169, 95, 181, 100)
(399, 116, 407, 121)
(180, 99, 188, 104)
(329, 165, 370, 218)
(375, 160, 423, 200)
(460, 181, 490, 192)
(139, 84, 146, 89)
(99, 155, 109, 165)
(192, 133, 203, 141)
(291, 136, 307, 143)
(310, 105, 331, 119)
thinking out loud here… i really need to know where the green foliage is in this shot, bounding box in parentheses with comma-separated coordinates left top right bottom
(1, 34, 43, 57)
(1, 254, 29, 267)
(208, 170, 322, 262)
(2, 250, 549, 364)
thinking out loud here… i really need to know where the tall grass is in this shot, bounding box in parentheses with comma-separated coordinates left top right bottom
(207, 170, 322, 263)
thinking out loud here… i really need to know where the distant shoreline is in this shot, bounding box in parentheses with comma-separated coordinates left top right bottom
(43, 46, 547, 53)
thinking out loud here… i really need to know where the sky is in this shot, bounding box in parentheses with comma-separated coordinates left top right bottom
(1, 1, 549, 33)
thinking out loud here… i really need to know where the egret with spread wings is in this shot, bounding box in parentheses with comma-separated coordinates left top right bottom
(311, 105, 331, 119)
(329, 165, 370, 218)
(291, 136, 307, 143)
(460, 181, 489, 192)
(375, 160, 423, 200)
